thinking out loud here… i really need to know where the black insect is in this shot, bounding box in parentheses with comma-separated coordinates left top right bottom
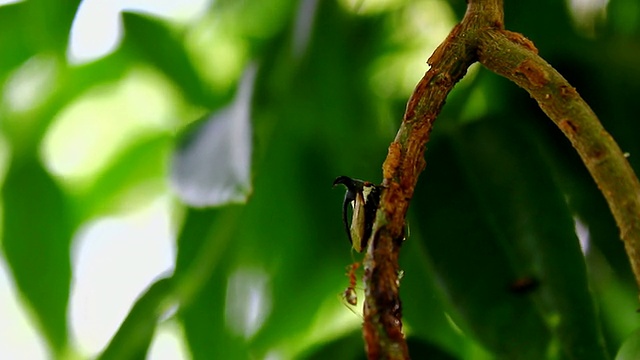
(333, 176, 382, 252)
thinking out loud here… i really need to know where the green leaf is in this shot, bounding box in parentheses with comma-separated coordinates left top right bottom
(26, 0, 81, 52)
(298, 330, 365, 360)
(400, 232, 471, 359)
(0, 0, 79, 76)
(414, 135, 550, 359)
(173, 206, 246, 360)
(607, 0, 640, 35)
(1, 156, 72, 354)
(0, 3, 34, 77)
(78, 134, 171, 219)
(406, 338, 461, 360)
(3, 51, 133, 157)
(413, 116, 609, 359)
(170, 66, 255, 208)
(616, 327, 640, 360)
(98, 277, 173, 360)
(121, 12, 210, 106)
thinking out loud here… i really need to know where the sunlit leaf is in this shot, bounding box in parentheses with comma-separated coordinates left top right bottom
(77, 134, 171, 220)
(170, 66, 255, 208)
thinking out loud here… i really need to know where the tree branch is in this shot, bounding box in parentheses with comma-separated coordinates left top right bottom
(362, 1, 504, 358)
(362, 0, 640, 357)
(477, 29, 640, 299)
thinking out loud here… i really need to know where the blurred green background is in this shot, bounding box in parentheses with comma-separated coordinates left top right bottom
(1, 0, 640, 359)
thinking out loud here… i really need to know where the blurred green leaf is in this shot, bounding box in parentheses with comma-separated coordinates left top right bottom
(616, 327, 640, 360)
(63, 50, 136, 97)
(213, 0, 297, 43)
(78, 133, 171, 219)
(400, 233, 469, 358)
(174, 206, 246, 360)
(504, 0, 574, 52)
(413, 116, 609, 359)
(406, 338, 461, 360)
(2, 52, 134, 157)
(0, 0, 79, 77)
(0, 3, 35, 77)
(299, 330, 365, 360)
(27, 0, 81, 52)
(607, 0, 640, 36)
(122, 12, 210, 106)
(98, 277, 173, 360)
(170, 66, 255, 208)
(1, 156, 72, 354)
(414, 135, 551, 359)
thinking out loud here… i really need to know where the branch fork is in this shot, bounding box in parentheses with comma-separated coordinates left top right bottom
(361, 0, 640, 359)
